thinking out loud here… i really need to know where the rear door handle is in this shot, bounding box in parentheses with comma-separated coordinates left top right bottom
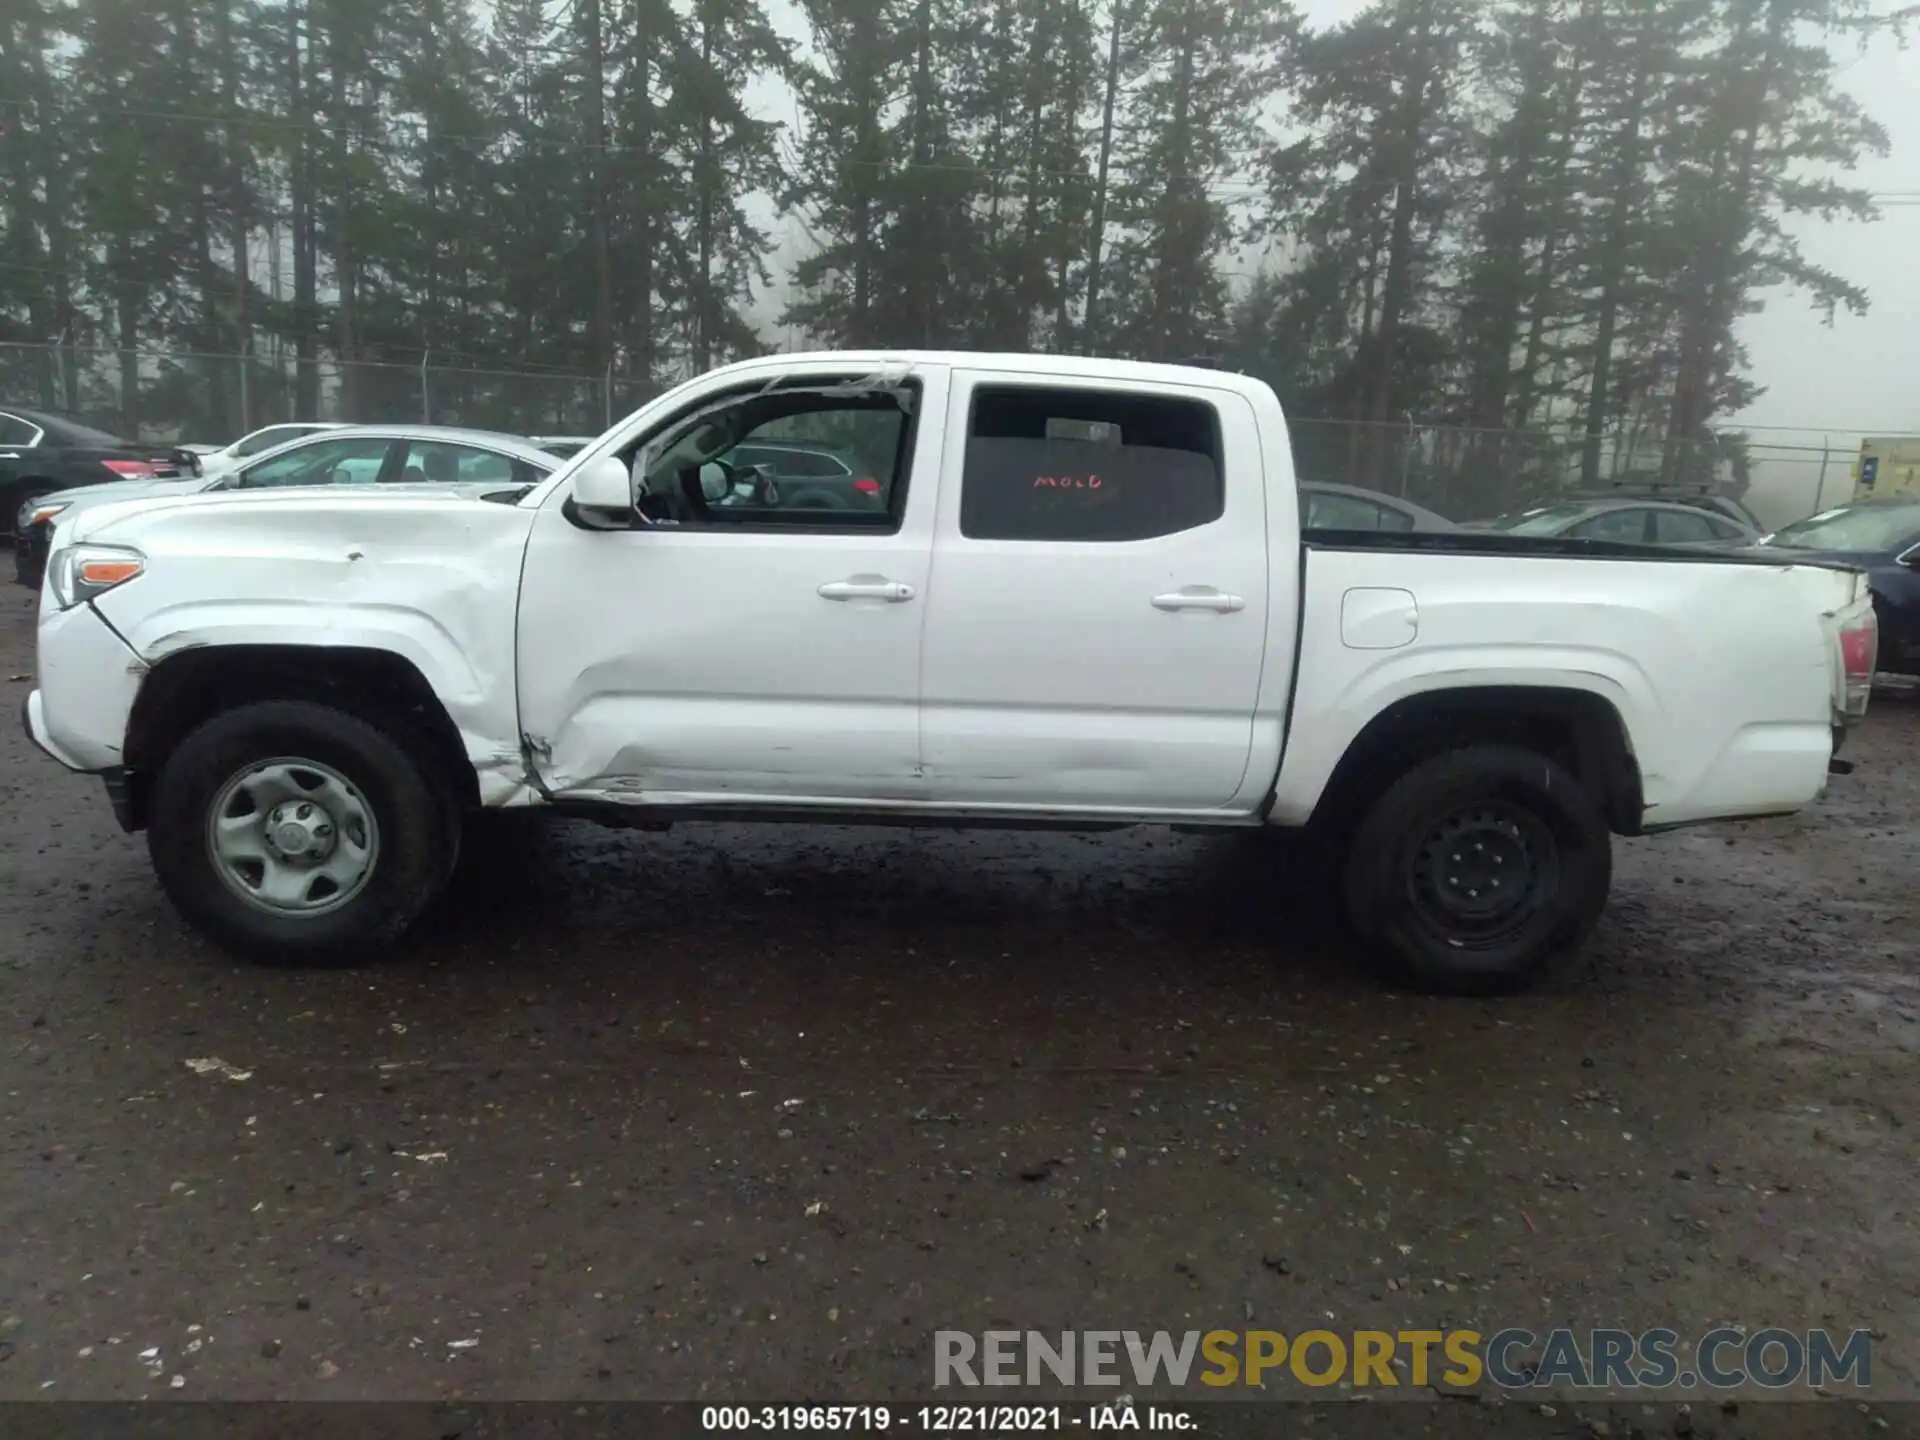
(819, 577, 916, 603)
(1152, 587, 1245, 613)
(0, 453, 19, 461)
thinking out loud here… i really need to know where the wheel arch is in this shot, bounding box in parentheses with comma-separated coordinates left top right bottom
(1299, 685, 1645, 841)
(120, 644, 480, 830)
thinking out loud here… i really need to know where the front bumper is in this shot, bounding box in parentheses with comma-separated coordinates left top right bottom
(23, 601, 147, 774)
(26, 694, 144, 829)
(22, 689, 88, 770)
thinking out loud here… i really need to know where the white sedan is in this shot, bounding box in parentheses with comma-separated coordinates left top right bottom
(192, 422, 347, 477)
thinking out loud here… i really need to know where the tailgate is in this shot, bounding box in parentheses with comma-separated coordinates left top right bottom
(1798, 564, 1877, 729)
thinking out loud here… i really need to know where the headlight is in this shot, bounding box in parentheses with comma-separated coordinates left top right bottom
(48, 543, 146, 610)
(18, 497, 67, 531)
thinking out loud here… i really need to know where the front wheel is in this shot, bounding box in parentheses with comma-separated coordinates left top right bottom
(1340, 745, 1611, 995)
(148, 700, 460, 963)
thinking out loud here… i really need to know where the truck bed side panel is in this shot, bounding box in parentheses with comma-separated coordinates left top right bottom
(1275, 545, 1862, 830)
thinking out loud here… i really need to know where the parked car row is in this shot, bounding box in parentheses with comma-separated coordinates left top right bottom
(14, 424, 562, 589)
(1469, 498, 1758, 547)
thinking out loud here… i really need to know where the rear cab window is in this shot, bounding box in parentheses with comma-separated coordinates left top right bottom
(959, 386, 1225, 542)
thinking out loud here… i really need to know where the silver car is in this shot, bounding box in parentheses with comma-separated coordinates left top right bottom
(17, 424, 557, 589)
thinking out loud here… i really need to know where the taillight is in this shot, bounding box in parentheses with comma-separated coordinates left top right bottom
(1838, 610, 1878, 721)
(853, 477, 881, 496)
(100, 459, 157, 479)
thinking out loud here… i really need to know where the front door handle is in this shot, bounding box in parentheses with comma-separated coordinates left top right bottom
(1152, 587, 1245, 613)
(0, 453, 19, 461)
(819, 577, 916, 603)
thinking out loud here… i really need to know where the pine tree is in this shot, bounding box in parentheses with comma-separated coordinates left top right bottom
(1097, 0, 1288, 362)
(1654, 0, 1888, 481)
(1571, 0, 1705, 485)
(0, 0, 82, 406)
(782, 0, 905, 345)
(1258, 0, 1475, 487)
(487, 0, 592, 375)
(660, 0, 791, 372)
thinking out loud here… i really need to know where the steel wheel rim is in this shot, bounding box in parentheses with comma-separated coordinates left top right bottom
(205, 757, 380, 917)
(1407, 801, 1558, 946)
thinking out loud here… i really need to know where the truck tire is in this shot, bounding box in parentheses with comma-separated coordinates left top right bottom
(147, 700, 460, 963)
(1340, 744, 1610, 995)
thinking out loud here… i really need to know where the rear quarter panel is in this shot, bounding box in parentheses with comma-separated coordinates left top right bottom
(75, 491, 538, 800)
(1276, 548, 1862, 829)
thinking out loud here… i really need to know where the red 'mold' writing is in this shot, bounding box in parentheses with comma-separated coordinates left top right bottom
(1031, 474, 1103, 489)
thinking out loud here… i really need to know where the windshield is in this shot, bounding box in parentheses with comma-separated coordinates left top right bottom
(1767, 503, 1920, 553)
(1490, 504, 1591, 535)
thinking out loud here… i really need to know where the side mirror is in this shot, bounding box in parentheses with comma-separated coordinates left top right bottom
(570, 454, 633, 514)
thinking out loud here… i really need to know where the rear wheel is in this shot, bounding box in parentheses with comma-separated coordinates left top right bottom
(1340, 745, 1611, 994)
(148, 700, 460, 963)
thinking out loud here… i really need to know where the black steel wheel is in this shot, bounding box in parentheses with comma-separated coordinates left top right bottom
(1341, 745, 1612, 994)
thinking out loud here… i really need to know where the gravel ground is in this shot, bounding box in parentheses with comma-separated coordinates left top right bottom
(0, 592, 1915, 1428)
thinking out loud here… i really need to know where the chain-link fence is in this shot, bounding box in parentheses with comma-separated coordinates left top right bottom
(0, 341, 658, 441)
(2, 339, 1763, 521)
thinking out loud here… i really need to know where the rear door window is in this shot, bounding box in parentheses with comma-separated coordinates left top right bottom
(1651, 509, 1719, 544)
(393, 440, 543, 487)
(960, 387, 1224, 542)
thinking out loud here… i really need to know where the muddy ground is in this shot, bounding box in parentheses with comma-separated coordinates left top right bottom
(0, 593, 1915, 1430)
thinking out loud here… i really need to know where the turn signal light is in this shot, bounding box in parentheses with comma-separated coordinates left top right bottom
(78, 557, 145, 587)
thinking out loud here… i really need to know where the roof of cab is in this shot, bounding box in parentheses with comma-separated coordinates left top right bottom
(710, 349, 1278, 396)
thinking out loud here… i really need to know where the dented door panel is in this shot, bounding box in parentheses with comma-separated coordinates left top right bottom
(513, 367, 949, 804)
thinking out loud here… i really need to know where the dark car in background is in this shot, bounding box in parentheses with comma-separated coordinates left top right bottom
(1471, 497, 1759, 547)
(0, 406, 200, 538)
(1758, 497, 1920, 679)
(1300, 481, 1458, 533)
(723, 438, 888, 511)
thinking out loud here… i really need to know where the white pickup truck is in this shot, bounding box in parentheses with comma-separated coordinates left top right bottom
(23, 352, 1879, 991)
